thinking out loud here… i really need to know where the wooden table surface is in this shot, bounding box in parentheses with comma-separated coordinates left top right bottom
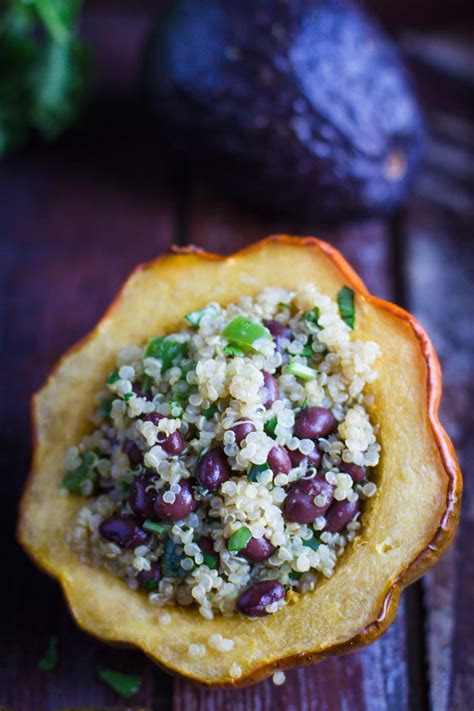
(1, 3, 473, 710)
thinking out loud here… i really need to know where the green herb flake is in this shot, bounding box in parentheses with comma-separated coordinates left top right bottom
(207, 516, 220, 524)
(118, 480, 131, 499)
(144, 579, 158, 591)
(227, 526, 252, 552)
(143, 519, 167, 536)
(184, 304, 219, 326)
(304, 307, 320, 325)
(106, 370, 120, 385)
(222, 316, 271, 352)
(97, 669, 141, 699)
(202, 552, 218, 570)
(38, 635, 59, 671)
(204, 405, 218, 419)
(337, 286, 355, 330)
(123, 392, 134, 402)
(289, 571, 303, 581)
(62, 451, 97, 494)
(301, 396, 308, 409)
(161, 540, 188, 578)
(247, 463, 270, 482)
(144, 337, 188, 374)
(264, 415, 278, 438)
(223, 344, 245, 357)
(303, 536, 320, 552)
(278, 302, 291, 309)
(283, 361, 317, 381)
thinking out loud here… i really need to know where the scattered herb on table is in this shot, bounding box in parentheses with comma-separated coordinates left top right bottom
(38, 635, 59, 671)
(97, 668, 141, 699)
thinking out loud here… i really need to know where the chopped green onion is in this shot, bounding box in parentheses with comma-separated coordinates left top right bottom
(185, 304, 219, 326)
(62, 451, 97, 493)
(337, 286, 355, 330)
(106, 370, 120, 385)
(38, 636, 59, 671)
(304, 307, 320, 325)
(143, 519, 167, 536)
(283, 362, 317, 381)
(303, 536, 320, 551)
(202, 552, 218, 569)
(144, 337, 188, 374)
(144, 579, 158, 591)
(222, 316, 271, 352)
(169, 398, 184, 417)
(289, 571, 302, 581)
(264, 416, 278, 438)
(204, 405, 218, 419)
(227, 526, 252, 552)
(247, 463, 270, 482)
(97, 669, 141, 699)
(223, 344, 245, 357)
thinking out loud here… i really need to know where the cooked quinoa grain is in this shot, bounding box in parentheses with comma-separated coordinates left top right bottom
(64, 285, 381, 618)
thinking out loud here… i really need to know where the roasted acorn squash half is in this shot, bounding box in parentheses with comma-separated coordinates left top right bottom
(18, 236, 461, 686)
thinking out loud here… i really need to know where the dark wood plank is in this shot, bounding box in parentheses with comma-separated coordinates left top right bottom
(175, 193, 411, 711)
(400, 46, 474, 710)
(0, 2, 176, 709)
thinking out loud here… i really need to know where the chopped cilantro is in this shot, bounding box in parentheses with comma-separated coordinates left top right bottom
(98, 397, 113, 417)
(337, 286, 355, 330)
(169, 398, 184, 417)
(140, 373, 153, 392)
(106, 370, 120, 385)
(144, 337, 188, 374)
(97, 669, 141, 699)
(123, 392, 134, 402)
(289, 571, 303, 581)
(202, 552, 218, 569)
(38, 635, 59, 671)
(62, 451, 97, 493)
(303, 536, 320, 551)
(247, 463, 270, 482)
(204, 405, 218, 419)
(144, 579, 159, 591)
(264, 415, 278, 438)
(304, 307, 320, 325)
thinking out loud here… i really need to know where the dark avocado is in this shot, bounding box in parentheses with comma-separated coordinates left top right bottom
(144, 0, 424, 220)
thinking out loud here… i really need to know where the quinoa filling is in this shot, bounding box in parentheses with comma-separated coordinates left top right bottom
(64, 284, 381, 619)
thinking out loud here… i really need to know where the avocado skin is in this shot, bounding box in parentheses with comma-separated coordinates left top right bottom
(144, 0, 424, 219)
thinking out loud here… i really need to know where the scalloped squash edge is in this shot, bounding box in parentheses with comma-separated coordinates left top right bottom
(18, 236, 462, 687)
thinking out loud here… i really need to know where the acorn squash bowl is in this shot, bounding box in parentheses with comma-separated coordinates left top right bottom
(18, 236, 461, 686)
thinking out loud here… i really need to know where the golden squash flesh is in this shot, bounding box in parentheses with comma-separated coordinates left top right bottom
(18, 236, 461, 686)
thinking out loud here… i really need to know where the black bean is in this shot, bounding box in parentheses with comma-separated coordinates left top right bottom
(325, 499, 360, 533)
(288, 447, 322, 469)
(232, 420, 256, 445)
(236, 580, 285, 617)
(267, 445, 292, 475)
(339, 462, 366, 483)
(261, 371, 279, 408)
(137, 562, 162, 590)
(240, 537, 277, 563)
(294, 407, 337, 439)
(145, 413, 184, 456)
(263, 320, 292, 352)
(154, 479, 197, 522)
(122, 438, 143, 466)
(196, 447, 232, 491)
(99, 515, 149, 548)
(129, 474, 156, 519)
(284, 476, 334, 524)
